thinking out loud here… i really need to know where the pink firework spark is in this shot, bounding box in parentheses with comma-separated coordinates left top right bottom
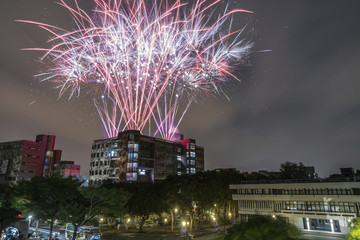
(18, 0, 253, 140)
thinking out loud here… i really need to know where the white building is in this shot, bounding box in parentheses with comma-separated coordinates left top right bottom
(230, 181, 360, 234)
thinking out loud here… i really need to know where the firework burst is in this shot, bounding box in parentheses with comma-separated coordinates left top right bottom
(19, 0, 253, 140)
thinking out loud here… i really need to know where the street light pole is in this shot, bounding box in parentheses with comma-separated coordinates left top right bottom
(28, 216, 32, 228)
(182, 221, 186, 240)
(174, 208, 178, 231)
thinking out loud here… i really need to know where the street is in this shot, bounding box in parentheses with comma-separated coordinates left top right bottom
(101, 226, 223, 240)
(30, 226, 347, 240)
(101, 229, 347, 240)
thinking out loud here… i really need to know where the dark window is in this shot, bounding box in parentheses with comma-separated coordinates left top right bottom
(272, 189, 283, 195)
(352, 188, 360, 195)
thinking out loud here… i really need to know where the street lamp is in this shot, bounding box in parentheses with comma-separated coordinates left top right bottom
(164, 218, 168, 233)
(212, 217, 217, 239)
(28, 215, 32, 228)
(182, 221, 187, 240)
(174, 208, 178, 231)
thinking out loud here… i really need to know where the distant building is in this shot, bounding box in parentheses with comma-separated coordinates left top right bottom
(60, 160, 81, 177)
(0, 134, 62, 185)
(304, 166, 318, 179)
(340, 168, 355, 178)
(230, 180, 360, 235)
(89, 130, 204, 185)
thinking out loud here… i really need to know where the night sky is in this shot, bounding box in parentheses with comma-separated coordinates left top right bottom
(1, 0, 360, 177)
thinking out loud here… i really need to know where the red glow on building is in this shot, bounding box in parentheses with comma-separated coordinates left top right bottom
(60, 161, 80, 177)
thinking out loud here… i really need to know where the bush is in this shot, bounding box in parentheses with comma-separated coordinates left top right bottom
(224, 215, 303, 240)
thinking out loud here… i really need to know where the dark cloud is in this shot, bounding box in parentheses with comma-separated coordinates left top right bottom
(1, 0, 360, 176)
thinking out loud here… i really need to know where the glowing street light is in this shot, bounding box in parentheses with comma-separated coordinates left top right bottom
(28, 215, 33, 227)
(175, 208, 178, 213)
(181, 221, 187, 240)
(164, 218, 168, 233)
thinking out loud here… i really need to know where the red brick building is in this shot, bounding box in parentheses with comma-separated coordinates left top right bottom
(0, 134, 62, 185)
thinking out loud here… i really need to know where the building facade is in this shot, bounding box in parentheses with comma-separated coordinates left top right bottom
(60, 160, 81, 177)
(89, 130, 204, 185)
(0, 134, 62, 185)
(230, 181, 360, 234)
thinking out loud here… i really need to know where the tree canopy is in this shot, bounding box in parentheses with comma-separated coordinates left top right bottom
(59, 186, 128, 240)
(16, 175, 80, 239)
(347, 218, 360, 240)
(0, 184, 20, 234)
(116, 182, 166, 232)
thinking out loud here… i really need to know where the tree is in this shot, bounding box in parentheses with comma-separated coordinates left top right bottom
(347, 218, 360, 240)
(160, 175, 181, 231)
(0, 185, 20, 234)
(59, 186, 128, 240)
(280, 162, 308, 179)
(120, 182, 166, 232)
(224, 215, 303, 240)
(16, 176, 79, 240)
(162, 170, 245, 232)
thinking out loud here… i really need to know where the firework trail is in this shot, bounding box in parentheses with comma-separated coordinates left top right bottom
(18, 0, 253, 140)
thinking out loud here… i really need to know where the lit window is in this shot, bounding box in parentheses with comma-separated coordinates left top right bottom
(190, 152, 195, 158)
(186, 152, 189, 157)
(177, 155, 182, 161)
(190, 160, 195, 165)
(190, 168, 196, 174)
(128, 153, 138, 160)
